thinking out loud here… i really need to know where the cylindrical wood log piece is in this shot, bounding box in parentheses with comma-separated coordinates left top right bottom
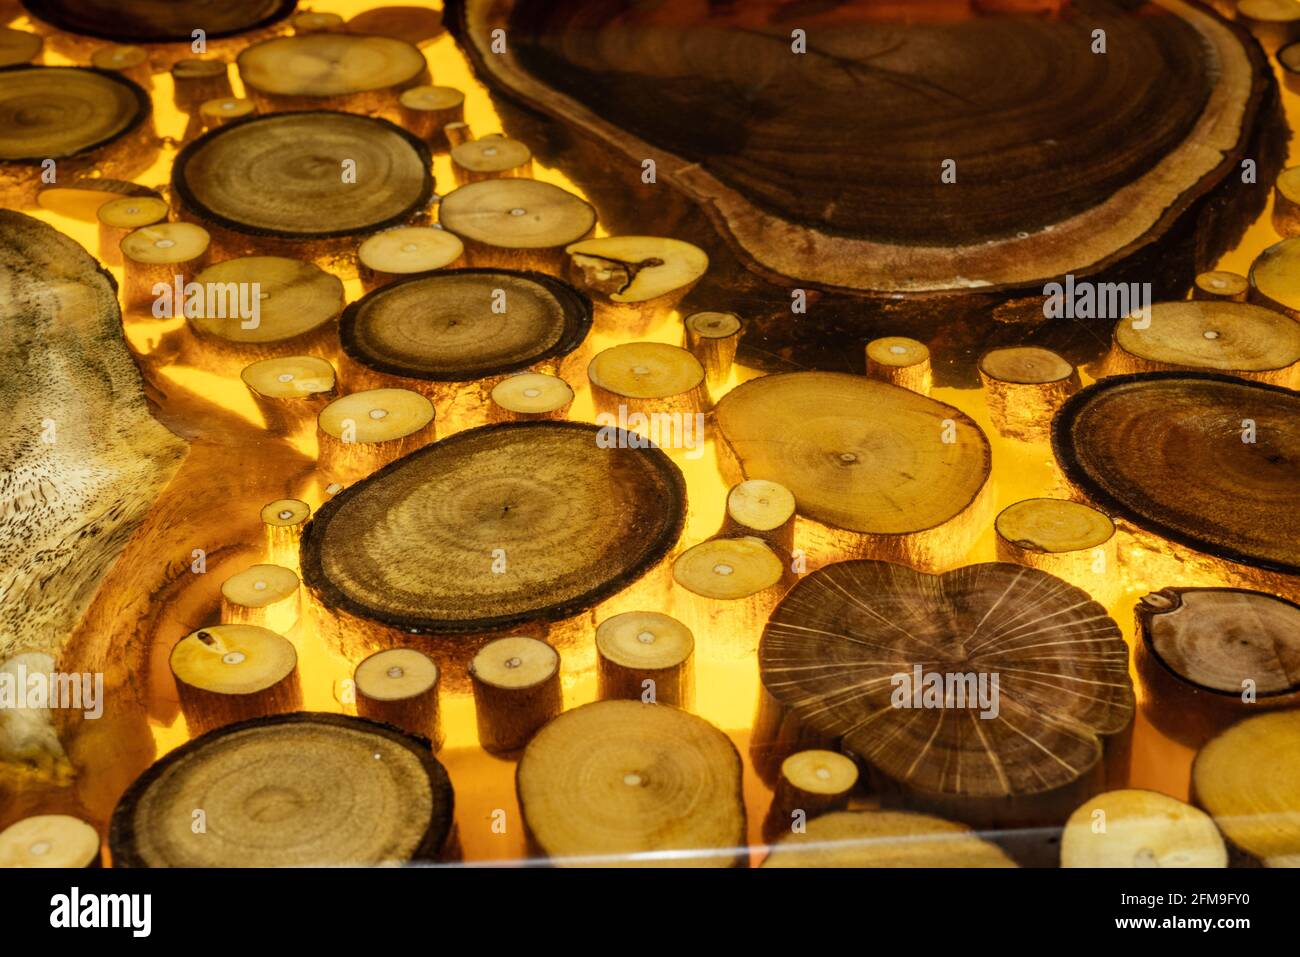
(0, 814, 100, 868)
(185, 256, 344, 369)
(1134, 587, 1300, 748)
(260, 498, 311, 569)
(236, 33, 428, 114)
(1279, 40, 1300, 95)
(994, 498, 1117, 600)
(489, 372, 574, 422)
(761, 560, 1134, 829)
(90, 44, 151, 89)
(169, 624, 301, 735)
(762, 810, 1015, 868)
(1237, 0, 1300, 52)
(398, 85, 465, 148)
(220, 562, 301, 632)
(354, 647, 442, 749)
(451, 135, 533, 185)
(565, 235, 709, 332)
(1192, 269, 1249, 302)
(1249, 237, 1300, 320)
(517, 699, 746, 866)
(588, 341, 708, 417)
(36, 178, 158, 221)
(96, 194, 167, 267)
(1191, 710, 1300, 867)
(673, 536, 787, 656)
(719, 478, 797, 557)
(0, 27, 43, 67)
(1060, 788, 1227, 868)
(109, 712, 454, 867)
(443, 121, 473, 147)
(1104, 300, 1300, 387)
(683, 310, 741, 392)
(357, 226, 465, 290)
(595, 610, 694, 708)
(1273, 166, 1300, 237)
(242, 355, 338, 435)
(171, 59, 232, 114)
(865, 336, 932, 394)
(765, 749, 859, 842)
(317, 388, 436, 482)
(438, 178, 596, 271)
(469, 635, 561, 754)
(120, 222, 211, 314)
(714, 372, 992, 570)
(291, 10, 346, 33)
(978, 345, 1080, 441)
(188, 96, 256, 140)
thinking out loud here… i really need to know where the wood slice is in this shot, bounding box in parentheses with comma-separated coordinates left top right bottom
(489, 372, 574, 422)
(1274, 166, 1300, 236)
(170, 624, 301, 735)
(595, 610, 694, 708)
(469, 635, 561, 753)
(866, 336, 932, 394)
(759, 560, 1134, 828)
(242, 355, 337, 435)
(236, 33, 429, 114)
(1250, 237, 1300, 321)
(714, 371, 991, 569)
(1193, 270, 1249, 302)
(292, 11, 346, 34)
(22, 0, 296, 45)
(0, 814, 100, 867)
(1191, 710, 1300, 867)
(172, 110, 433, 261)
(299, 421, 686, 650)
(451, 134, 532, 185)
(356, 225, 465, 290)
(185, 96, 257, 142)
(764, 749, 859, 843)
(516, 699, 745, 866)
(1052, 372, 1300, 578)
(96, 193, 167, 267)
(260, 497, 311, 569)
(0, 65, 154, 207)
(36, 177, 157, 221)
(121, 221, 211, 313)
(354, 647, 442, 748)
(316, 387, 436, 482)
(719, 478, 796, 557)
(449, 0, 1269, 302)
(1280, 38, 1300, 94)
(588, 341, 707, 416)
(90, 44, 151, 88)
(438, 177, 596, 271)
(443, 120, 473, 147)
(565, 235, 708, 330)
(220, 562, 300, 632)
(0, 27, 42, 67)
(1239, 0, 1300, 51)
(347, 6, 445, 46)
(995, 497, 1117, 601)
(1060, 788, 1228, 868)
(978, 345, 1079, 441)
(1104, 301, 1300, 387)
(683, 310, 741, 393)
(170, 58, 232, 113)
(674, 536, 787, 657)
(761, 810, 1016, 868)
(397, 84, 464, 147)
(109, 712, 454, 867)
(1134, 587, 1300, 747)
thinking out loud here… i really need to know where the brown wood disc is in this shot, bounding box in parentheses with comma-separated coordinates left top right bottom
(172, 110, 432, 240)
(236, 32, 428, 103)
(762, 810, 1016, 868)
(300, 421, 686, 634)
(340, 268, 592, 382)
(21, 0, 297, 44)
(109, 712, 454, 867)
(760, 559, 1134, 825)
(347, 6, 446, 46)
(0, 65, 149, 161)
(1052, 373, 1300, 575)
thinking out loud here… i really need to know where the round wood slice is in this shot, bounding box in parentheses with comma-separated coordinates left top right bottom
(172, 110, 432, 240)
(760, 559, 1134, 826)
(21, 0, 297, 44)
(1250, 237, 1300, 320)
(0, 65, 149, 161)
(714, 371, 991, 567)
(1135, 586, 1300, 747)
(189, 255, 344, 347)
(489, 372, 574, 419)
(340, 268, 592, 383)
(0, 27, 42, 67)
(0, 814, 100, 868)
(762, 810, 1016, 868)
(109, 712, 454, 867)
(516, 699, 745, 866)
(1052, 373, 1300, 576)
(1193, 269, 1249, 301)
(1191, 710, 1300, 866)
(1060, 788, 1227, 868)
(300, 421, 686, 634)
(36, 177, 158, 220)
(236, 33, 428, 105)
(438, 178, 596, 253)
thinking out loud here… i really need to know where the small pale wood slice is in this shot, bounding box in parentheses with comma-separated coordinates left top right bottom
(565, 235, 708, 328)
(1250, 237, 1300, 321)
(994, 498, 1117, 599)
(220, 562, 300, 632)
(765, 749, 859, 842)
(36, 177, 157, 221)
(356, 226, 465, 289)
(261, 497, 311, 569)
(0, 814, 100, 867)
(587, 341, 706, 415)
(316, 387, 436, 481)
(489, 372, 574, 421)
(0, 27, 42, 67)
(683, 310, 741, 391)
(397, 84, 464, 146)
(979, 345, 1080, 441)
(866, 336, 932, 394)
(451, 135, 532, 184)
(170, 624, 300, 734)
(595, 610, 694, 708)
(762, 810, 1016, 868)
(96, 194, 167, 267)
(1193, 270, 1249, 302)
(242, 355, 337, 435)
(469, 635, 561, 753)
(236, 33, 428, 113)
(354, 647, 442, 748)
(121, 221, 211, 312)
(1060, 789, 1227, 868)
(438, 178, 596, 270)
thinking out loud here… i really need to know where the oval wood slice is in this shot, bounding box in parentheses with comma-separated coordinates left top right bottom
(1052, 373, 1300, 576)
(516, 699, 745, 866)
(172, 110, 432, 240)
(236, 33, 428, 104)
(713, 371, 990, 566)
(0, 65, 149, 162)
(759, 560, 1134, 826)
(21, 0, 296, 44)
(300, 421, 685, 634)
(449, 0, 1268, 296)
(340, 268, 592, 382)
(1060, 789, 1227, 868)
(109, 712, 453, 867)
(762, 810, 1016, 868)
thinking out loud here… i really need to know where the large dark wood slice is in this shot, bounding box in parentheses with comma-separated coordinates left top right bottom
(340, 268, 592, 382)
(449, 0, 1270, 298)
(109, 712, 453, 867)
(21, 0, 297, 44)
(759, 560, 1134, 827)
(1052, 372, 1300, 576)
(300, 421, 685, 634)
(172, 110, 432, 241)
